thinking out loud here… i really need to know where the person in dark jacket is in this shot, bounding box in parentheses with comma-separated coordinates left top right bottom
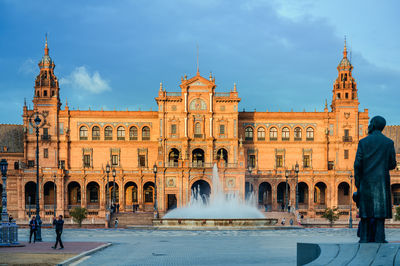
(52, 215, 64, 249)
(29, 216, 38, 243)
(354, 116, 397, 243)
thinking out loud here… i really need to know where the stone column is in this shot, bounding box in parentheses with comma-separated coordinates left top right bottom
(81, 179, 87, 209)
(271, 182, 277, 211)
(120, 177, 125, 212)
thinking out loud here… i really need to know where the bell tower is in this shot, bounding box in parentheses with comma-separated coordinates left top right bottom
(331, 38, 358, 111)
(33, 36, 60, 109)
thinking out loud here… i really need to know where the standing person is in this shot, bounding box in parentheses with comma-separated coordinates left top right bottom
(281, 218, 286, 226)
(115, 217, 119, 229)
(354, 116, 397, 243)
(9, 215, 13, 223)
(52, 215, 64, 249)
(29, 216, 38, 243)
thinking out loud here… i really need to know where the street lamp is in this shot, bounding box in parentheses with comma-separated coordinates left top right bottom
(112, 168, 116, 207)
(153, 164, 158, 218)
(30, 113, 45, 242)
(285, 170, 289, 212)
(349, 174, 353, 228)
(1, 159, 9, 223)
(106, 163, 110, 211)
(53, 174, 56, 217)
(295, 162, 299, 210)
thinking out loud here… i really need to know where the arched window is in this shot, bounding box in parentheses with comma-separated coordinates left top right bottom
(282, 127, 290, 141)
(245, 127, 253, 141)
(306, 127, 314, 141)
(117, 126, 125, 140)
(79, 126, 88, 140)
(257, 127, 265, 141)
(269, 127, 278, 141)
(142, 126, 150, 140)
(194, 123, 202, 138)
(129, 126, 138, 140)
(294, 127, 302, 141)
(92, 126, 100, 140)
(104, 126, 113, 140)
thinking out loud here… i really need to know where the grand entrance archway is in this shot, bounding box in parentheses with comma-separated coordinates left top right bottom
(191, 180, 211, 201)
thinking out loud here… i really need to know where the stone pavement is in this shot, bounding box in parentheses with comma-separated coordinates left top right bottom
(14, 228, 400, 265)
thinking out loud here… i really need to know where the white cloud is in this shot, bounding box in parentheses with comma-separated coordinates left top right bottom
(60, 66, 111, 94)
(18, 58, 36, 75)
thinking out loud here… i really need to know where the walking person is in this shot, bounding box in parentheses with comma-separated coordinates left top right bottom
(52, 215, 64, 249)
(29, 216, 38, 243)
(115, 217, 119, 229)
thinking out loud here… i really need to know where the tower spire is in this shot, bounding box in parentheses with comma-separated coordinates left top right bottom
(343, 35, 347, 58)
(44, 33, 49, 56)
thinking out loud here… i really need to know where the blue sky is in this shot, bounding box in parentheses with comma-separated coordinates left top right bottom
(1, 0, 399, 124)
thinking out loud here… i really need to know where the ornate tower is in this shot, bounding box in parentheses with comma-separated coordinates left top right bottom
(33, 36, 60, 109)
(331, 39, 358, 111)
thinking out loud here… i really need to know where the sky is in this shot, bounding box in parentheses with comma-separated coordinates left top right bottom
(0, 0, 399, 125)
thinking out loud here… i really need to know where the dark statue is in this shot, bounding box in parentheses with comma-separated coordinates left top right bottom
(354, 116, 397, 243)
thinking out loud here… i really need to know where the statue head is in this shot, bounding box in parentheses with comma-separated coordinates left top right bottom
(368, 116, 386, 134)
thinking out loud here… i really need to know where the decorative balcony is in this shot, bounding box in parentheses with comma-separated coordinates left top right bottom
(194, 134, 203, 139)
(342, 136, 353, 142)
(41, 134, 51, 141)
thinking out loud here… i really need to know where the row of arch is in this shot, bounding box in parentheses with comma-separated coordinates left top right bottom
(24, 181, 156, 208)
(244, 126, 315, 141)
(168, 148, 228, 166)
(79, 125, 150, 141)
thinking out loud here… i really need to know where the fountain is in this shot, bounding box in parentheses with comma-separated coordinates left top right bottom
(153, 164, 278, 229)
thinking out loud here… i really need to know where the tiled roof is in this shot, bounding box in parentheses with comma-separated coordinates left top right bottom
(0, 124, 24, 153)
(383, 125, 400, 154)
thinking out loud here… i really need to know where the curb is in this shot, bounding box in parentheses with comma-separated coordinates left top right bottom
(57, 242, 112, 266)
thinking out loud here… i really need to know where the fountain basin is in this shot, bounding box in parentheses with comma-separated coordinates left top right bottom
(153, 218, 279, 230)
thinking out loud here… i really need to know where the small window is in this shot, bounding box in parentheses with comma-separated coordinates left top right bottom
(220, 125, 225, 135)
(171, 124, 177, 135)
(269, 127, 278, 141)
(294, 127, 302, 141)
(257, 127, 265, 141)
(129, 127, 138, 140)
(105, 126, 113, 140)
(303, 155, 310, 168)
(345, 92, 349, 99)
(44, 148, 48, 158)
(337, 93, 341, 99)
(306, 127, 314, 141)
(43, 128, 49, 136)
(84, 154, 91, 168)
(194, 123, 202, 138)
(79, 126, 88, 140)
(112, 154, 119, 166)
(28, 160, 35, 168)
(44, 90, 48, 96)
(59, 160, 65, 169)
(117, 126, 125, 140)
(245, 127, 253, 141)
(276, 155, 283, 168)
(14, 162, 19, 170)
(51, 90, 55, 97)
(248, 155, 256, 168)
(344, 150, 349, 159)
(282, 127, 290, 141)
(92, 126, 100, 140)
(142, 126, 150, 141)
(328, 161, 334, 170)
(139, 155, 146, 167)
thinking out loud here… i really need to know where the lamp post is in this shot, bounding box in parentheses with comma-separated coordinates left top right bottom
(285, 170, 289, 212)
(349, 174, 353, 228)
(106, 163, 110, 211)
(53, 174, 56, 217)
(295, 162, 299, 210)
(31, 113, 45, 242)
(1, 159, 9, 223)
(28, 196, 31, 218)
(112, 168, 116, 207)
(153, 164, 158, 218)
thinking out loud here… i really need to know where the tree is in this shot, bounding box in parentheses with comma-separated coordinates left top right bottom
(395, 206, 400, 221)
(70, 207, 87, 227)
(321, 207, 340, 227)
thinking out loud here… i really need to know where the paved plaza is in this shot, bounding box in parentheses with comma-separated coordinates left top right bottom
(14, 228, 400, 265)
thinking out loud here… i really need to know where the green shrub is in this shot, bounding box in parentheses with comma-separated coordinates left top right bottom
(69, 207, 87, 227)
(395, 206, 400, 221)
(321, 207, 340, 227)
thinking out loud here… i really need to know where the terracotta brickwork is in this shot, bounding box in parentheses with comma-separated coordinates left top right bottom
(1, 40, 399, 221)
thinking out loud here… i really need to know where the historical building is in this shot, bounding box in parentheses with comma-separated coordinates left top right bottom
(1, 39, 399, 222)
